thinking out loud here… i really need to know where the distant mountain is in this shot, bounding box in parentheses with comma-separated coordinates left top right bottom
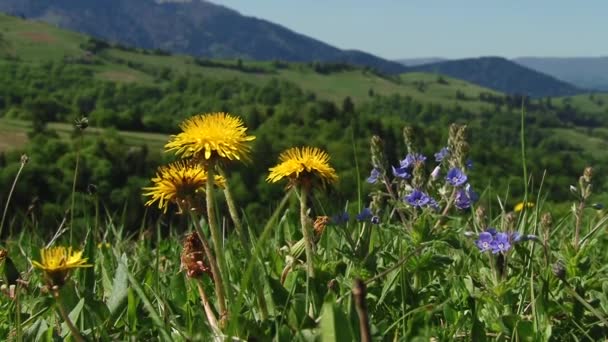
(0, 0, 408, 74)
(396, 57, 447, 66)
(513, 57, 608, 91)
(408, 57, 583, 97)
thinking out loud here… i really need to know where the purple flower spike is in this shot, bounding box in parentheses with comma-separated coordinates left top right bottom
(405, 189, 431, 208)
(446, 168, 468, 186)
(491, 233, 511, 254)
(367, 168, 381, 184)
(434, 147, 450, 162)
(476, 232, 493, 252)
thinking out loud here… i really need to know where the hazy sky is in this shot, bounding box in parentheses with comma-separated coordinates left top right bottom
(210, 0, 606, 60)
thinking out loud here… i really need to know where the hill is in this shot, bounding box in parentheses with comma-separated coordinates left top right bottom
(408, 57, 584, 98)
(0, 0, 408, 74)
(514, 57, 608, 91)
(0, 12, 500, 112)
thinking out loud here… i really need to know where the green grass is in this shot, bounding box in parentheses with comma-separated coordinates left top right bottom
(0, 118, 168, 152)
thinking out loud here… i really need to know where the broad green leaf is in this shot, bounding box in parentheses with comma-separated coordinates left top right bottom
(320, 296, 353, 342)
(107, 253, 128, 315)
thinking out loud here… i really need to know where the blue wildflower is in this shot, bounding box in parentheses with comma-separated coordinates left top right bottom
(476, 232, 493, 252)
(392, 165, 411, 179)
(491, 233, 511, 254)
(455, 184, 478, 210)
(434, 147, 450, 162)
(356, 208, 373, 222)
(446, 168, 468, 186)
(400, 153, 426, 169)
(331, 212, 349, 225)
(405, 189, 433, 209)
(367, 168, 381, 184)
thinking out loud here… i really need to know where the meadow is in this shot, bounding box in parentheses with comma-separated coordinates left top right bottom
(0, 111, 607, 341)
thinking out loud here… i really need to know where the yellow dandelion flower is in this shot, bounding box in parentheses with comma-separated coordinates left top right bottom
(143, 161, 225, 213)
(165, 112, 255, 162)
(514, 201, 535, 212)
(267, 146, 338, 186)
(32, 246, 92, 287)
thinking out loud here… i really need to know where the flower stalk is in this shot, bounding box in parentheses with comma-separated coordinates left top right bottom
(185, 206, 228, 326)
(54, 289, 85, 342)
(299, 185, 315, 278)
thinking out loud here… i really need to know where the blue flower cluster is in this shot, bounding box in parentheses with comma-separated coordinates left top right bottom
(405, 189, 439, 210)
(392, 153, 426, 179)
(473, 228, 537, 254)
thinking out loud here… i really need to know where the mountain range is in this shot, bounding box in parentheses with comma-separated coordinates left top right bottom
(0, 0, 597, 97)
(406, 57, 583, 98)
(398, 57, 608, 91)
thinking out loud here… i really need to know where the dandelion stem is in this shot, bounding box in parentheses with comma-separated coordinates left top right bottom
(195, 279, 220, 337)
(55, 291, 85, 342)
(70, 134, 83, 244)
(299, 185, 315, 278)
(217, 166, 248, 249)
(216, 166, 269, 320)
(187, 207, 228, 327)
(573, 201, 585, 252)
(204, 164, 232, 321)
(0, 155, 27, 238)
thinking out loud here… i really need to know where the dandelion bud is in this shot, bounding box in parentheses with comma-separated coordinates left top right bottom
(430, 166, 441, 180)
(370, 135, 386, 170)
(569, 185, 578, 195)
(20, 154, 29, 165)
(463, 231, 476, 238)
(583, 166, 593, 183)
(74, 117, 89, 131)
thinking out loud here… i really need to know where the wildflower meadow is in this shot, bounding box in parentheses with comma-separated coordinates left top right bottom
(0, 111, 607, 341)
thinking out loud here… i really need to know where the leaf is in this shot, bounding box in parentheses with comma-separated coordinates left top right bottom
(107, 253, 128, 316)
(320, 295, 353, 342)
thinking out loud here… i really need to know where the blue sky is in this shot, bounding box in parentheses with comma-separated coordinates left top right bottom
(211, 0, 606, 60)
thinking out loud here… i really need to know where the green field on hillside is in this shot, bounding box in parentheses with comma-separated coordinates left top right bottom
(0, 13, 499, 111)
(0, 118, 168, 152)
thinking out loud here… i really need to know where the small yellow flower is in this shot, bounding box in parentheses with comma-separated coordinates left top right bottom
(165, 112, 255, 162)
(32, 246, 92, 287)
(143, 161, 225, 213)
(514, 201, 535, 212)
(267, 146, 338, 187)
